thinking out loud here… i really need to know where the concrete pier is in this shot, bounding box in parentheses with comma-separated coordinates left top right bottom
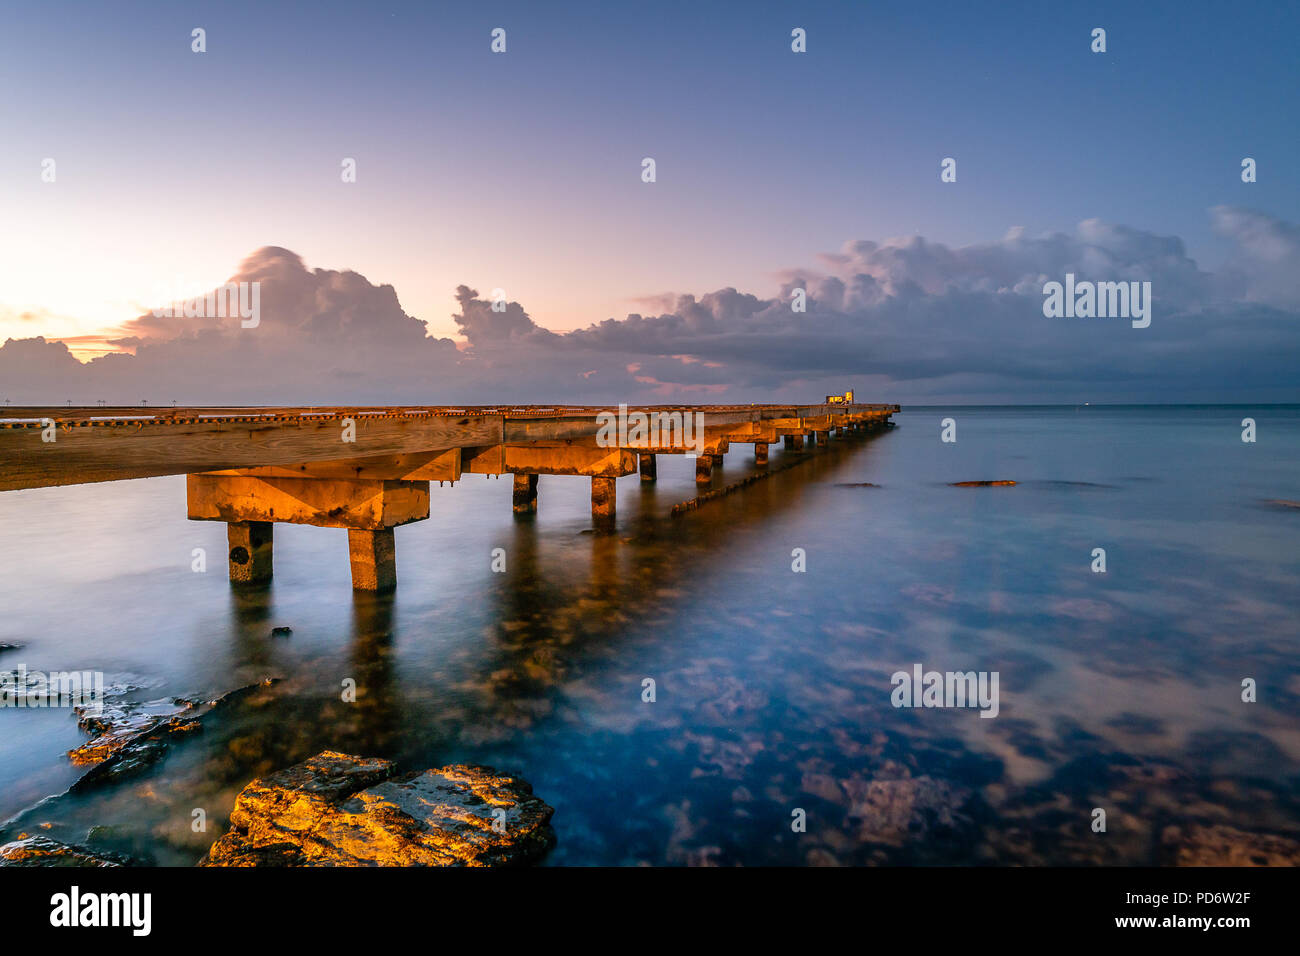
(227, 520, 273, 585)
(591, 476, 616, 524)
(348, 528, 397, 592)
(512, 473, 539, 513)
(695, 455, 713, 484)
(1, 399, 898, 591)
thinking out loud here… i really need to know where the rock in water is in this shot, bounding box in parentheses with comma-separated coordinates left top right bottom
(201, 751, 555, 867)
(69, 697, 195, 765)
(0, 835, 131, 867)
(1160, 824, 1300, 866)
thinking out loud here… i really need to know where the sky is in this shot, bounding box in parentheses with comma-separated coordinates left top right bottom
(0, 0, 1296, 404)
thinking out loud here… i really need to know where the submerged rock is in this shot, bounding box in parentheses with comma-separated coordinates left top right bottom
(0, 835, 133, 867)
(68, 678, 279, 792)
(837, 765, 974, 848)
(69, 697, 193, 765)
(68, 715, 203, 789)
(1161, 824, 1300, 866)
(201, 751, 555, 867)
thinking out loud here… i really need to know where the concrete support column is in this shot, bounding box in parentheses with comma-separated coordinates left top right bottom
(591, 476, 616, 525)
(639, 453, 657, 482)
(512, 473, 539, 513)
(227, 522, 273, 582)
(348, 528, 397, 592)
(227, 520, 273, 585)
(790, 434, 804, 451)
(709, 453, 724, 469)
(695, 455, 713, 483)
(783, 435, 795, 450)
(755, 442, 769, 464)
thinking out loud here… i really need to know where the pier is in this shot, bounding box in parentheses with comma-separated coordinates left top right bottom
(0, 401, 898, 591)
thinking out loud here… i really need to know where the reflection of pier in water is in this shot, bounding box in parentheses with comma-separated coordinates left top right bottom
(0, 401, 897, 591)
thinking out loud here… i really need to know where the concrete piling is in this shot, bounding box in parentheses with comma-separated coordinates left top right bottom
(512, 473, 539, 513)
(348, 528, 397, 592)
(591, 476, 616, 524)
(695, 455, 713, 483)
(227, 521, 273, 584)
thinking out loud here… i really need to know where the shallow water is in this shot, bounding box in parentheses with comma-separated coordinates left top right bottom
(1, 406, 1298, 865)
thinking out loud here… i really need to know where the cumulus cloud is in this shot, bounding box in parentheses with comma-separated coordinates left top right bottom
(452, 284, 559, 348)
(1, 208, 1297, 406)
(1210, 205, 1300, 309)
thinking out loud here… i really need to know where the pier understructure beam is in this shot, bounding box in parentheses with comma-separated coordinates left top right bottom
(466, 441, 636, 529)
(187, 473, 430, 592)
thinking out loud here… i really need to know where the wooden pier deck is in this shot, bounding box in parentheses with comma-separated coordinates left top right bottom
(0, 401, 898, 590)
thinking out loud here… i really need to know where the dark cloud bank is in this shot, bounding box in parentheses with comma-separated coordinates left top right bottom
(3, 206, 1297, 406)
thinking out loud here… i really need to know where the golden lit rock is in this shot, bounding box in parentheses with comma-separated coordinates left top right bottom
(201, 751, 555, 866)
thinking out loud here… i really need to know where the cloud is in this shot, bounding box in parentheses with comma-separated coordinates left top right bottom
(1210, 205, 1300, 309)
(452, 284, 559, 348)
(2, 208, 1297, 406)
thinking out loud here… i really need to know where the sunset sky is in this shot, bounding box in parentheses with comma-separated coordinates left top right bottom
(0, 0, 1296, 403)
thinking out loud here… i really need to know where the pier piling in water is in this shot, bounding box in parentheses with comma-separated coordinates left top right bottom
(512, 473, 539, 513)
(348, 528, 397, 592)
(227, 521, 273, 584)
(755, 442, 768, 464)
(639, 453, 656, 482)
(591, 476, 616, 524)
(695, 455, 713, 484)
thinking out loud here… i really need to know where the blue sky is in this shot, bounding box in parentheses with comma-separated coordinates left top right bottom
(0, 0, 1296, 403)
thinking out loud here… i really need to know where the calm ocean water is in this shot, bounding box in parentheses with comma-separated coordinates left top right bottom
(2, 405, 1298, 865)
